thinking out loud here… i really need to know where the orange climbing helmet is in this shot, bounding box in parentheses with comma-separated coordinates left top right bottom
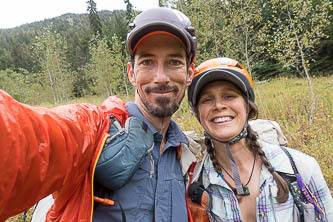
(188, 57, 254, 109)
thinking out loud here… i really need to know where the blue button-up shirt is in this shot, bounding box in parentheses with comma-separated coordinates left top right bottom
(93, 102, 189, 222)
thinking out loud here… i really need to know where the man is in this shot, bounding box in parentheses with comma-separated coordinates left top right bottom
(93, 8, 196, 222)
(0, 7, 197, 222)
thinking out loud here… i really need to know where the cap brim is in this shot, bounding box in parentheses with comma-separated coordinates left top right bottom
(192, 68, 248, 105)
(127, 22, 191, 55)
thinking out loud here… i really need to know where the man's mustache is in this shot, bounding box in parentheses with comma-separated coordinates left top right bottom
(145, 85, 179, 94)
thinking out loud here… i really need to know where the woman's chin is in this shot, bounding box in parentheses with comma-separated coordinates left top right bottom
(209, 129, 243, 142)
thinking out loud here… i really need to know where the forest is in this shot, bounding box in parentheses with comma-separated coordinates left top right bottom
(0, 0, 332, 105)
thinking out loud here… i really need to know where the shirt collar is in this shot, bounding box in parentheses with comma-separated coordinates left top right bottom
(204, 150, 273, 192)
(204, 157, 233, 191)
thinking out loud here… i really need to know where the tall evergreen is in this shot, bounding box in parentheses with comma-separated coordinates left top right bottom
(158, 0, 167, 7)
(124, 0, 134, 24)
(87, 0, 103, 38)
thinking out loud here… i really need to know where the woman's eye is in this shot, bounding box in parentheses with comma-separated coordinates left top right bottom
(200, 97, 212, 104)
(224, 94, 236, 100)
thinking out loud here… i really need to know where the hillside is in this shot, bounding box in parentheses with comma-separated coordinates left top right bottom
(0, 10, 127, 72)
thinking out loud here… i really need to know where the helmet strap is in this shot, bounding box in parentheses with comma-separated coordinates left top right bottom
(204, 122, 248, 145)
(225, 143, 248, 195)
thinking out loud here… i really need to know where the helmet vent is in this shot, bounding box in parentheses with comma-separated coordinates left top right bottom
(186, 26, 195, 36)
(129, 23, 135, 29)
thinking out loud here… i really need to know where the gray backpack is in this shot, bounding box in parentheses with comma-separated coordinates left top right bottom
(248, 119, 288, 146)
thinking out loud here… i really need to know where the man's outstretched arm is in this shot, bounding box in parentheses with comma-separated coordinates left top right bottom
(0, 90, 128, 220)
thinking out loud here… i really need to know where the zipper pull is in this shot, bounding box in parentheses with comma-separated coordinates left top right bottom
(147, 144, 154, 178)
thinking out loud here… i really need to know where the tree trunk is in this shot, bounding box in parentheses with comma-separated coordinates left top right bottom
(287, 5, 316, 125)
(211, 5, 219, 57)
(55, 53, 67, 102)
(244, 26, 252, 76)
(45, 53, 57, 105)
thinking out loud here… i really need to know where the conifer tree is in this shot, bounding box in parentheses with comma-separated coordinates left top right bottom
(124, 0, 134, 25)
(87, 0, 103, 38)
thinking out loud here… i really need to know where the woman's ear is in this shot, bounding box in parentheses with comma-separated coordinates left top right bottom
(193, 111, 201, 123)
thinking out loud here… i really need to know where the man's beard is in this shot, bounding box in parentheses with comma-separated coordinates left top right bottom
(143, 85, 184, 118)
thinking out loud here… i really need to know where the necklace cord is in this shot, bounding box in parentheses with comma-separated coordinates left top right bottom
(219, 153, 256, 187)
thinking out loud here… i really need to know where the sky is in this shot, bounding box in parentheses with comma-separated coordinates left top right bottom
(0, 0, 159, 29)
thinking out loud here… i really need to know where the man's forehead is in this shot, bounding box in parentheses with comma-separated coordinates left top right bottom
(135, 52, 186, 61)
(134, 34, 186, 56)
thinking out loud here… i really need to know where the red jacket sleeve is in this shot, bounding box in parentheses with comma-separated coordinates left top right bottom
(0, 90, 129, 220)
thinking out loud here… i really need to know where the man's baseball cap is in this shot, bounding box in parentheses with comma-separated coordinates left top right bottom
(126, 7, 197, 62)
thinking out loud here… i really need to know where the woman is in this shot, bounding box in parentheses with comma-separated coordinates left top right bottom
(185, 58, 333, 221)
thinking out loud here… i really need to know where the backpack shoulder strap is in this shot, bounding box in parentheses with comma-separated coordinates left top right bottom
(278, 146, 326, 219)
(280, 146, 299, 174)
(276, 146, 298, 184)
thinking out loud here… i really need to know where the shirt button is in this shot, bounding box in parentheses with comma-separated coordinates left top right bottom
(259, 212, 265, 217)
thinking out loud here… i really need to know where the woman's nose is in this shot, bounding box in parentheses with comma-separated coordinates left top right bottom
(214, 98, 225, 110)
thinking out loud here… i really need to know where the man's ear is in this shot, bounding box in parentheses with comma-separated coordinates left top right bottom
(186, 62, 195, 86)
(127, 62, 136, 87)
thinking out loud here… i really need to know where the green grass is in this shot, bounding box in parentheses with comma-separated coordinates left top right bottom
(6, 76, 333, 221)
(255, 77, 333, 188)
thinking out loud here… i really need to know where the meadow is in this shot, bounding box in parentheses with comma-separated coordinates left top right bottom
(7, 76, 333, 221)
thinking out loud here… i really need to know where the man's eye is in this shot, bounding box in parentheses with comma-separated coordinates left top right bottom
(169, 60, 182, 66)
(141, 60, 153, 66)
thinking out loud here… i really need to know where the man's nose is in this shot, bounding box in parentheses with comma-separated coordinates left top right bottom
(154, 64, 170, 84)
